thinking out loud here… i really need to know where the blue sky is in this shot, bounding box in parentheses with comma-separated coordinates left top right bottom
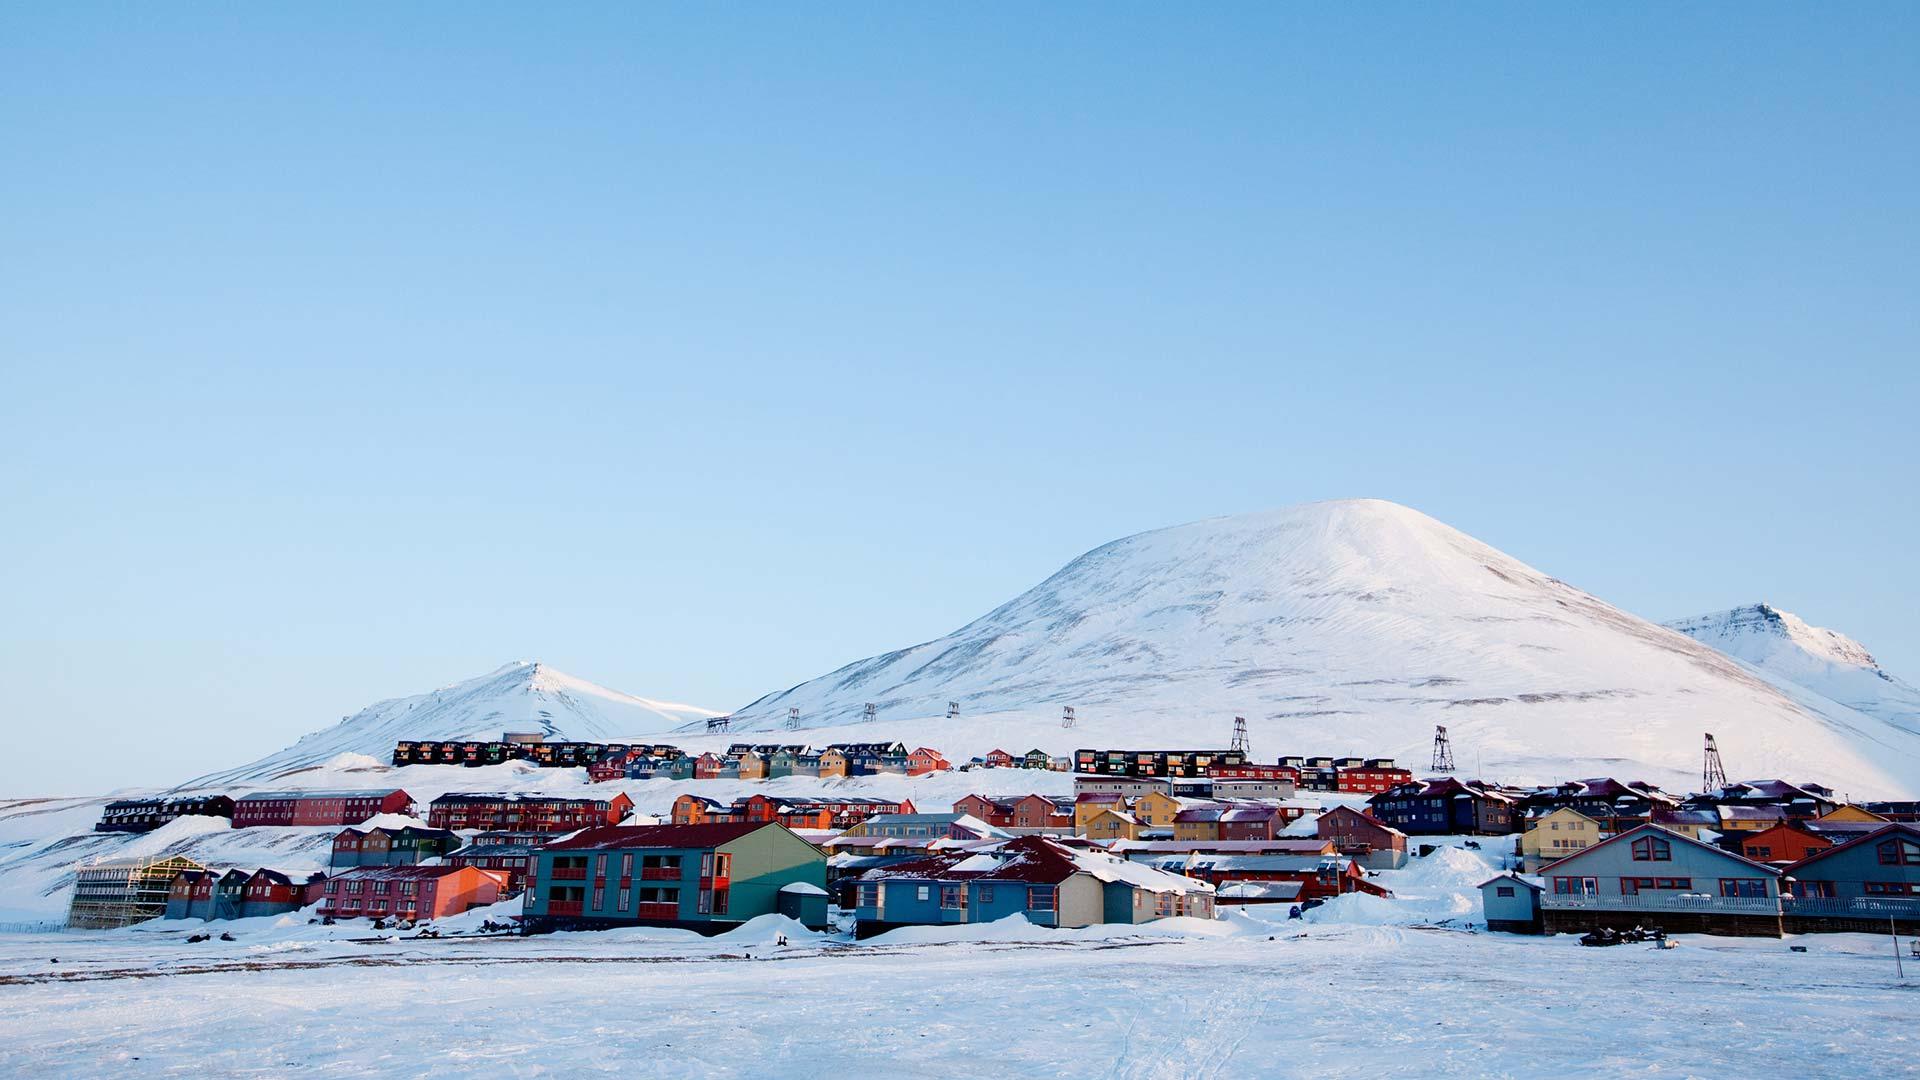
(2, 5, 1915, 794)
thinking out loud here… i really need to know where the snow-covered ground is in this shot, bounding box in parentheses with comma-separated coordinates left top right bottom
(2, 913, 1915, 1076)
(3, 831, 1915, 1076)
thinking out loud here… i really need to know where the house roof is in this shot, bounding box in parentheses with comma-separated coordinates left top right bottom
(329, 864, 479, 881)
(1536, 822, 1783, 877)
(543, 822, 775, 851)
(1217, 881, 1305, 900)
(1779, 823, 1920, 876)
(1476, 872, 1544, 892)
(237, 789, 406, 802)
(1108, 839, 1333, 855)
(859, 835, 1212, 894)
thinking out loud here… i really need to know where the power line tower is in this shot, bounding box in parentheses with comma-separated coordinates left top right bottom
(1430, 725, 1456, 774)
(1230, 716, 1251, 756)
(1702, 732, 1728, 792)
(707, 716, 731, 734)
(1061, 705, 1076, 729)
(863, 702, 877, 724)
(946, 700, 959, 720)
(785, 707, 800, 732)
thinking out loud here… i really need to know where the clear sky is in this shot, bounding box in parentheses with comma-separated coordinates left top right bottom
(2, 5, 1915, 796)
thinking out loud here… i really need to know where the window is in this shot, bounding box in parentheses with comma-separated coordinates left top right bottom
(1865, 882, 1916, 895)
(618, 888, 630, 909)
(592, 887, 605, 909)
(940, 885, 967, 910)
(697, 889, 712, 914)
(621, 854, 633, 876)
(1876, 838, 1920, 865)
(1495, 886, 1516, 898)
(713, 889, 729, 914)
(1630, 836, 1671, 862)
(857, 883, 881, 909)
(978, 885, 995, 903)
(1551, 877, 1597, 896)
(916, 885, 931, 902)
(595, 855, 608, 877)
(1027, 886, 1057, 912)
(1719, 878, 1769, 898)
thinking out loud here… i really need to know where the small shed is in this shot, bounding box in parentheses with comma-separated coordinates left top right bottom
(1479, 872, 1543, 933)
(777, 881, 829, 930)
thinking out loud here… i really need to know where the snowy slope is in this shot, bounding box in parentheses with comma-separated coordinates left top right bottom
(724, 499, 1920, 796)
(189, 662, 720, 787)
(1666, 605, 1920, 736)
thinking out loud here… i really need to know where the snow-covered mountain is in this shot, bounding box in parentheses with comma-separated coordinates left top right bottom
(725, 499, 1920, 796)
(1667, 605, 1920, 737)
(188, 662, 720, 787)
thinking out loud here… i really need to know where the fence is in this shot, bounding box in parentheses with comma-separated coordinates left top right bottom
(1543, 894, 1920, 919)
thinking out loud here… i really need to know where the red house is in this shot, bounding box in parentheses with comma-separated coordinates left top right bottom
(907, 748, 951, 776)
(983, 749, 1016, 769)
(318, 864, 507, 921)
(1336, 760, 1413, 794)
(1315, 805, 1409, 869)
(692, 753, 728, 780)
(427, 792, 633, 833)
(588, 748, 649, 783)
(232, 789, 414, 828)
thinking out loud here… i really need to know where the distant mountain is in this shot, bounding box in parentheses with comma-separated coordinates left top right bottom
(188, 662, 720, 787)
(1667, 605, 1920, 737)
(724, 500, 1920, 796)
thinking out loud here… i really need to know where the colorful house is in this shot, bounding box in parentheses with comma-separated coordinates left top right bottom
(1367, 778, 1519, 836)
(446, 832, 558, 893)
(319, 864, 505, 921)
(1519, 807, 1607, 872)
(1083, 808, 1143, 842)
(427, 792, 632, 833)
(1535, 824, 1785, 937)
(330, 825, 462, 869)
(907, 748, 951, 776)
(1780, 823, 1920, 931)
(521, 822, 828, 933)
(817, 749, 850, 778)
(1479, 872, 1544, 933)
(1735, 821, 1833, 865)
(232, 790, 414, 829)
(95, 795, 235, 834)
(1314, 805, 1408, 870)
(983, 749, 1016, 769)
(852, 835, 1214, 937)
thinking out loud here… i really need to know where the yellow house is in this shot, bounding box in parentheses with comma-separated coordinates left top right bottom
(1171, 811, 1220, 842)
(1082, 808, 1142, 842)
(1820, 804, 1889, 824)
(1521, 807, 1604, 868)
(1074, 794, 1128, 835)
(736, 752, 767, 781)
(816, 749, 849, 778)
(1132, 791, 1185, 830)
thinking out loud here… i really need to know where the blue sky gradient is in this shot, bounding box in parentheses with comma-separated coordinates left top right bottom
(2, 5, 1915, 793)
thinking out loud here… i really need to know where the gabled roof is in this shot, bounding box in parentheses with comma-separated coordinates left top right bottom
(1536, 822, 1782, 877)
(859, 835, 1212, 894)
(237, 789, 406, 801)
(543, 822, 777, 851)
(329, 864, 480, 881)
(1477, 872, 1544, 892)
(1780, 823, 1920, 876)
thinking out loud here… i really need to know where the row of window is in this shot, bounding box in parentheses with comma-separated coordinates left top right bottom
(858, 883, 1056, 911)
(1550, 876, 1768, 898)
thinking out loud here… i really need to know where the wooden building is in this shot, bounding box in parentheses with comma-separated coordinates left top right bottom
(426, 792, 632, 833)
(318, 864, 507, 921)
(1535, 824, 1786, 937)
(1315, 805, 1408, 870)
(94, 794, 235, 834)
(1367, 778, 1520, 836)
(445, 831, 558, 893)
(232, 789, 414, 828)
(331, 825, 463, 869)
(521, 821, 827, 933)
(69, 855, 206, 929)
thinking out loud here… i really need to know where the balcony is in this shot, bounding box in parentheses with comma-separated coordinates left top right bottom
(1542, 894, 1782, 915)
(547, 901, 583, 917)
(551, 866, 588, 881)
(640, 867, 680, 881)
(636, 902, 679, 920)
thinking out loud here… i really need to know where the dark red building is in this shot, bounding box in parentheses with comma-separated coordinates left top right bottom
(427, 792, 633, 833)
(232, 789, 413, 828)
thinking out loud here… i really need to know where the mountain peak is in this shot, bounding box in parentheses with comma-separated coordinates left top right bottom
(1667, 605, 1880, 671)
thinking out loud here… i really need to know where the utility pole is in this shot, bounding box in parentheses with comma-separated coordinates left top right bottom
(1230, 716, 1250, 756)
(786, 707, 800, 732)
(947, 701, 960, 720)
(863, 702, 877, 724)
(1061, 705, 1076, 729)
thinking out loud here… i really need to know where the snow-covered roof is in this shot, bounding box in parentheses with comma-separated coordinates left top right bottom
(779, 882, 828, 896)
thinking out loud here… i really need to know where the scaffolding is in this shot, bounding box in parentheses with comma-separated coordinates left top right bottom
(66, 854, 205, 929)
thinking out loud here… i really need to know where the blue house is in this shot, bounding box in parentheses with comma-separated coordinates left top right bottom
(522, 821, 827, 934)
(852, 835, 1214, 939)
(1782, 823, 1920, 932)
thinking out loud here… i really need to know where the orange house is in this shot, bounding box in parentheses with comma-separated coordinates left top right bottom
(817, 749, 850, 778)
(907, 748, 950, 776)
(1739, 821, 1833, 864)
